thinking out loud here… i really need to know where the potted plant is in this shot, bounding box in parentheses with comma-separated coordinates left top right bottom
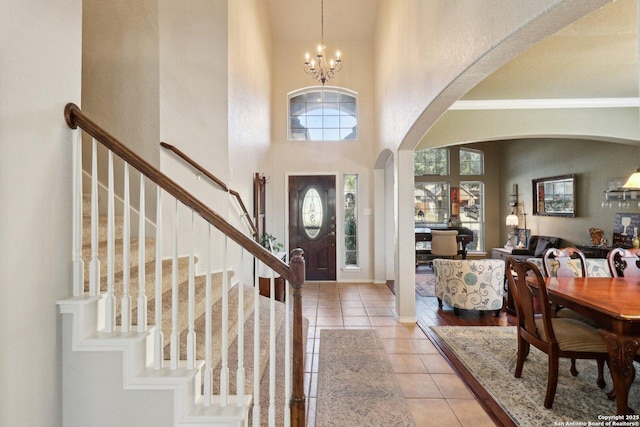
(260, 232, 284, 254)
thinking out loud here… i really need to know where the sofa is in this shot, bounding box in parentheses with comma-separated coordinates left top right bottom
(510, 235, 561, 260)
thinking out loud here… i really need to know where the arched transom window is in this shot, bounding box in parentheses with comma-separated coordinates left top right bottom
(288, 87, 358, 141)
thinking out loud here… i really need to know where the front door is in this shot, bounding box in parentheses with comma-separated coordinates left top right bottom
(289, 175, 336, 280)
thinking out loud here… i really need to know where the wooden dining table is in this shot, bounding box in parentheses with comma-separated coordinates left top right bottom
(540, 276, 640, 414)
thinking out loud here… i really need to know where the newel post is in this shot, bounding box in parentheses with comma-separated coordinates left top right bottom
(289, 248, 306, 427)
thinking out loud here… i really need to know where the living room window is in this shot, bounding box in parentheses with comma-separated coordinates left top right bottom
(460, 148, 483, 175)
(288, 88, 357, 141)
(414, 147, 449, 176)
(460, 181, 485, 251)
(414, 182, 450, 227)
(414, 146, 486, 251)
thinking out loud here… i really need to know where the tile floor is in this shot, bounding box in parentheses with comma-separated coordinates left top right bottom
(302, 281, 496, 427)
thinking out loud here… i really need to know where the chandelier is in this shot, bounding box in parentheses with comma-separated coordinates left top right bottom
(304, 0, 342, 85)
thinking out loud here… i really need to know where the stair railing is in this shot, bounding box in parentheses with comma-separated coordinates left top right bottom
(160, 141, 259, 240)
(65, 103, 305, 427)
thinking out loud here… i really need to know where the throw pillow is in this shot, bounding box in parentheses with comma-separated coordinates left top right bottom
(534, 238, 551, 257)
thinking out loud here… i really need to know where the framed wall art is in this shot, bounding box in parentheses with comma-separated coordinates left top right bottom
(532, 174, 576, 217)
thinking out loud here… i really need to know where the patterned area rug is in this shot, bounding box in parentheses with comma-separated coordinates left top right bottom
(429, 326, 640, 426)
(415, 272, 435, 297)
(316, 329, 415, 427)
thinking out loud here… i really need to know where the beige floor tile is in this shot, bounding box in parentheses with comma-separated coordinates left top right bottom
(343, 316, 372, 327)
(366, 307, 395, 316)
(431, 373, 474, 399)
(406, 399, 462, 427)
(410, 338, 439, 354)
(315, 316, 344, 326)
(396, 374, 444, 398)
(401, 324, 429, 338)
(341, 307, 368, 316)
(339, 300, 364, 308)
(316, 308, 342, 316)
(370, 317, 399, 327)
(381, 338, 416, 354)
(374, 326, 410, 339)
(388, 354, 428, 373)
(419, 354, 455, 374)
(448, 399, 496, 427)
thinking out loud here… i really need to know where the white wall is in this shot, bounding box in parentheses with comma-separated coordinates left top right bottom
(0, 0, 82, 425)
(228, 0, 273, 278)
(159, 0, 231, 272)
(269, 38, 376, 281)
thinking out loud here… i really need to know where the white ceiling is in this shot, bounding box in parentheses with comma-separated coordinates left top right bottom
(267, 0, 378, 42)
(268, 0, 638, 101)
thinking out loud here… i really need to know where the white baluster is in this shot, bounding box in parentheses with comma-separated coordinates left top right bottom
(204, 224, 212, 406)
(236, 249, 245, 406)
(105, 152, 116, 333)
(268, 271, 276, 426)
(170, 199, 179, 370)
(71, 127, 84, 296)
(154, 187, 164, 369)
(187, 210, 196, 369)
(220, 236, 229, 406)
(252, 257, 261, 427)
(89, 138, 100, 296)
(121, 163, 131, 332)
(137, 175, 147, 332)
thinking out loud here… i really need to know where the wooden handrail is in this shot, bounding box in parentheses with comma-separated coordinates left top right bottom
(160, 142, 258, 238)
(64, 103, 288, 279)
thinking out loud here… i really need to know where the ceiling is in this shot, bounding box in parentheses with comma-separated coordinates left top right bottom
(267, 0, 378, 42)
(268, 0, 637, 101)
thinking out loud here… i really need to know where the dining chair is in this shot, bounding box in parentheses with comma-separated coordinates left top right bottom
(542, 247, 587, 278)
(430, 230, 459, 258)
(505, 258, 608, 409)
(607, 247, 640, 277)
(542, 247, 598, 327)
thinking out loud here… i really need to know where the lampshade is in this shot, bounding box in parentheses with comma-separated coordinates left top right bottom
(623, 168, 640, 189)
(506, 214, 519, 227)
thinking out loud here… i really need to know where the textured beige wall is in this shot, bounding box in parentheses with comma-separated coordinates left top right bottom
(500, 138, 640, 248)
(1, 0, 82, 425)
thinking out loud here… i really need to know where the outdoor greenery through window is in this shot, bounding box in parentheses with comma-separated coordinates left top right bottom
(414, 182, 450, 227)
(414, 147, 485, 251)
(414, 147, 448, 175)
(460, 148, 483, 175)
(288, 88, 357, 141)
(344, 174, 358, 266)
(459, 181, 484, 251)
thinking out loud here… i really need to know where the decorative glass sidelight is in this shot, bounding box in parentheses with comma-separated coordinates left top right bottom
(344, 174, 358, 266)
(302, 188, 323, 238)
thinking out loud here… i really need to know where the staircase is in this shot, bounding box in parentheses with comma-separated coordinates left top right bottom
(58, 103, 306, 427)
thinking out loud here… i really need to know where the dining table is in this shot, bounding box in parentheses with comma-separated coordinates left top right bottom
(539, 276, 640, 415)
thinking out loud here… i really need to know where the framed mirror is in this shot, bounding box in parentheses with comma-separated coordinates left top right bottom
(532, 174, 576, 217)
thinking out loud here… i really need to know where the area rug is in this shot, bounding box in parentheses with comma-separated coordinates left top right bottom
(415, 272, 435, 297)
(316, 329, 415, 427)
(429, 326, 640, 426)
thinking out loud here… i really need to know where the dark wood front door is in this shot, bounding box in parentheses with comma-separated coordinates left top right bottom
(289, 175, 336, 280)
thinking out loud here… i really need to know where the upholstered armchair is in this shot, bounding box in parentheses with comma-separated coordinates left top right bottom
(433, 259, 506, 317)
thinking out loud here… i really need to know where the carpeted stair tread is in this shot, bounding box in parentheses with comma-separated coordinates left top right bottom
(180, 285, 255, 366)
(82, 237, 156, 283)
(209, 291, 286, 396)
(159, 273, 233, 360)
(82, 215, 125, 244)
(85, 257, 190, 299)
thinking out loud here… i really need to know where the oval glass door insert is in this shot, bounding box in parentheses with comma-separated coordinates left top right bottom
(302, 188, 323, 239)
